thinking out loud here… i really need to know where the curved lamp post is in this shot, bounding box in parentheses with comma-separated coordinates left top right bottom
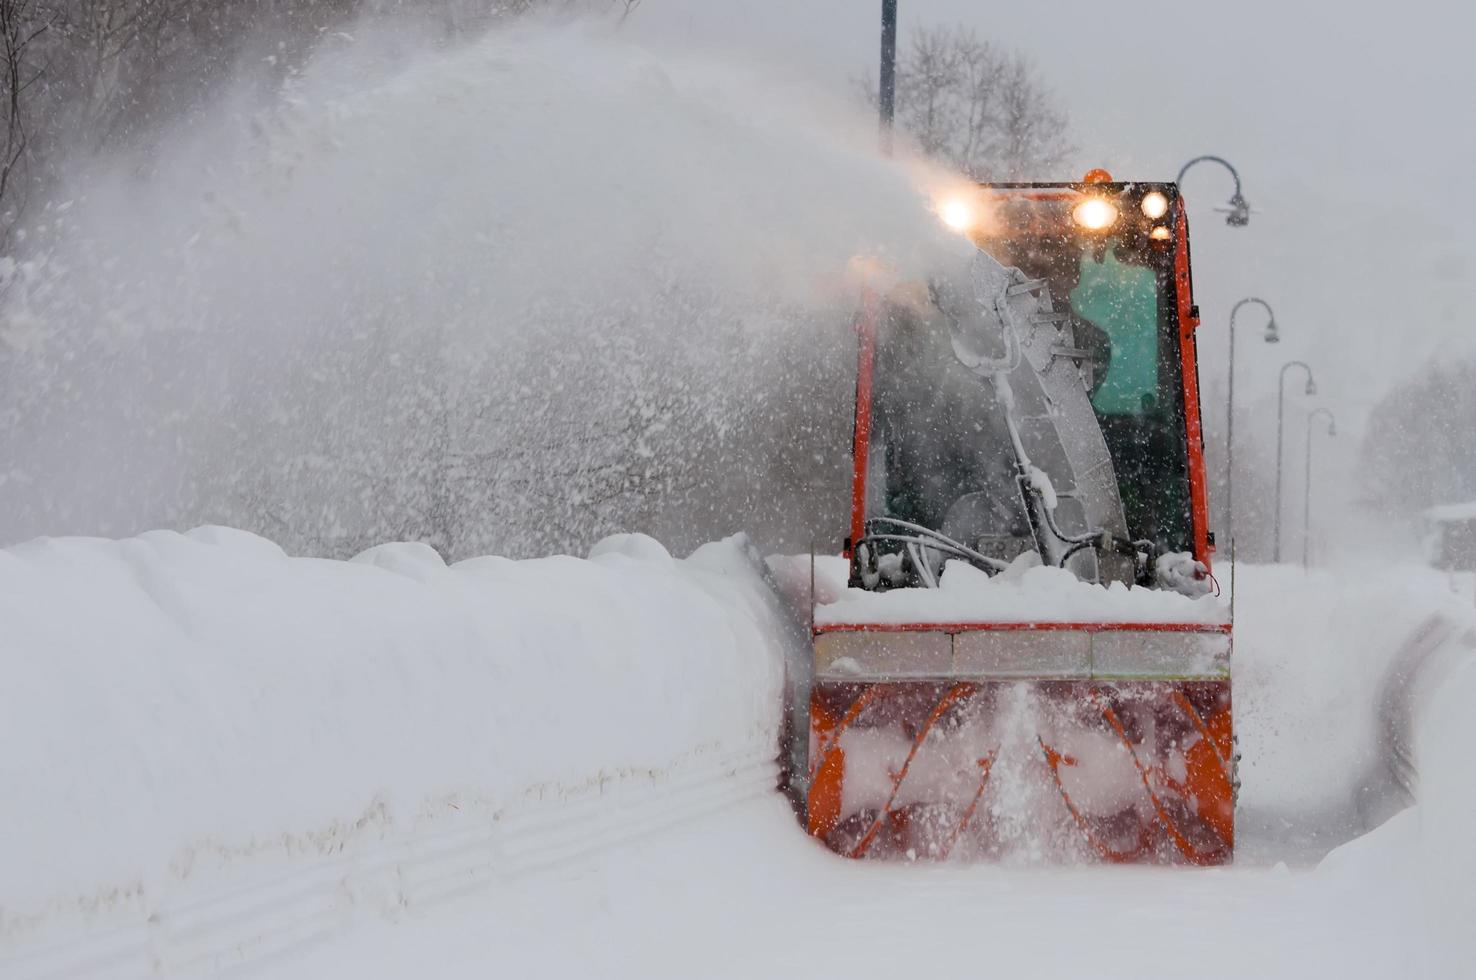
(1177, 155, 1251, 226)
(1225, 298, 1280, 545)
(1275, 360, 1317, 562)
(1303, 408, 1337, 568)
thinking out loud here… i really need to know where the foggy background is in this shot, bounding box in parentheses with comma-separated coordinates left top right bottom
(2, 0, 1472, 563)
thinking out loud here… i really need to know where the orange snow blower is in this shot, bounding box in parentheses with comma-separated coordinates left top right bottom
(792, 174, 1235, 864)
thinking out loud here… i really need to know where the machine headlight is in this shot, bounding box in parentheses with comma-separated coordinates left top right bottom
(938, 198, 975, 232)
(1149, 225, 1172, 241)
(1071, 197, 1118, 231)
(1140, 191, 1170, 219)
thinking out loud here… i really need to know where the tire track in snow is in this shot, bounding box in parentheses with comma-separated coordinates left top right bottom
(0, 740, 779, 980)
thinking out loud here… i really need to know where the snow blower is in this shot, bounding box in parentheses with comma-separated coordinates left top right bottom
(792, 173, 1235, 864)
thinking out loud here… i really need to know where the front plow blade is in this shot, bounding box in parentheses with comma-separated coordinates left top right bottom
(803, 625, 1234, 864)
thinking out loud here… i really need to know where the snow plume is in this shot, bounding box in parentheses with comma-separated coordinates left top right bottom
(0, 19, 969, 558)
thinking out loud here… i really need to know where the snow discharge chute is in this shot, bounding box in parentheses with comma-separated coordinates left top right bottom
(788, 175, 1235, 864)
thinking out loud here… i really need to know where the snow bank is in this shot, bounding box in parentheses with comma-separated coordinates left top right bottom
(1414, 648, 1476, 978)
(0, 527, 793, 955)
(1298, 580, 1476, 977)
(1225, 559, 1476, 971)
(811, 556, 1229, 626)
(1231, 562, 1474, 830)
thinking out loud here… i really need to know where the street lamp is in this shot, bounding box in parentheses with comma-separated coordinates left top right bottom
(1303, 408, 1337, 568)
(1275, 360, 1317, 562)
(1225, 298, 1279, 545)
(1176, 155, 1251, 226)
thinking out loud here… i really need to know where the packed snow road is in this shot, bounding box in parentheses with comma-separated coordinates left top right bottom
(273, 795, 1426, 980)
(1, 529, 1473, 978)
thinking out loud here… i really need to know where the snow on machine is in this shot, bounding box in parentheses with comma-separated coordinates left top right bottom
(792, 172, 1235, 864)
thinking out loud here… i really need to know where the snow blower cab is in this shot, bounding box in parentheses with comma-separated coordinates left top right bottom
(801, 173, 1235, 864)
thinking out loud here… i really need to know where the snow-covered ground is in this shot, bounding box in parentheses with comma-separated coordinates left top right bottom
(2, 531, 1473, 978)
(266, 796, 1429, 980)
(0, 527, 795, 974)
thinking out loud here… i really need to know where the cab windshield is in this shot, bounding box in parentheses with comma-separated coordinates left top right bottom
(868, 194, 1194, 561)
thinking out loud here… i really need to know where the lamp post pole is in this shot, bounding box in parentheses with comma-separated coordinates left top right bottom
(1276, 360, 1316, 563)
(1176, 155, 1250, 226)
(1225, 298, 1279, 545)
(1303, 408, 1337, 568)
(879, 0, 897, 156)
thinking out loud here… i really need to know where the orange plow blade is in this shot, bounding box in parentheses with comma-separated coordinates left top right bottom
(803, 624, 1235, 864)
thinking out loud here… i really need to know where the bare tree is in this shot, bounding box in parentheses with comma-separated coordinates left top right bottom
(0, 0, 54, 246)
(1359, 358, 1476, 521)
(2, 0, 209, 242)
(866, 24, 1072, 180)
(0, 0, 634, 246)
(990, 54, 1070, 177)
